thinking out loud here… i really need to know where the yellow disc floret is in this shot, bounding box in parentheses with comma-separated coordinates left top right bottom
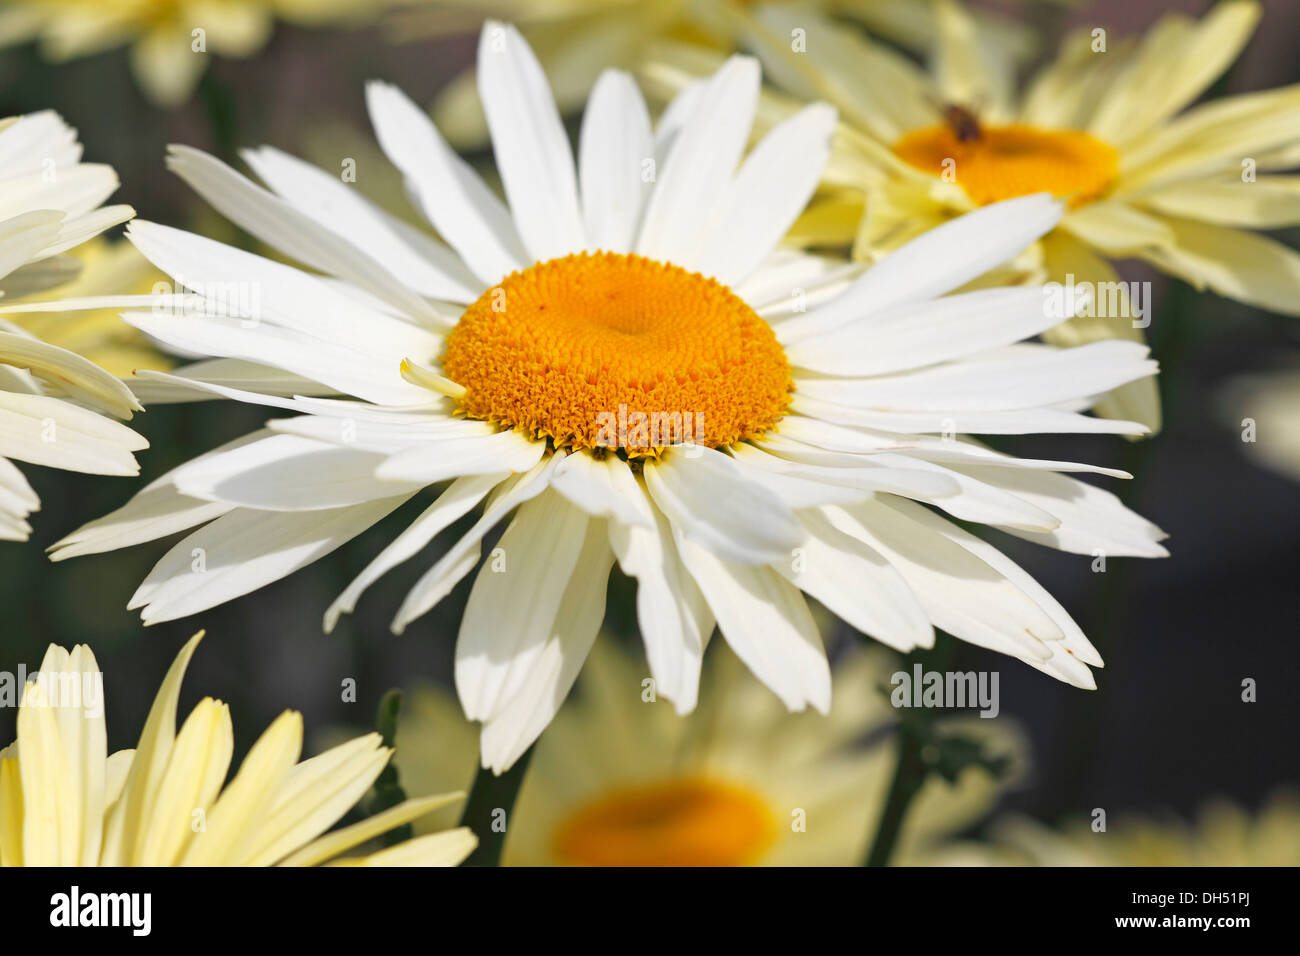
(894, 122, 1118, 208)
(441, 252, 792, 455)
(552, 777, 777, 867)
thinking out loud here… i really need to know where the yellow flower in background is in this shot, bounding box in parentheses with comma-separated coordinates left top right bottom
(393, 0, 1037, 150)
(656, 0, 1300, 431)
(6, 239, 171, 379)
(936, 793, 1300, 866)
(0, 0, 385, 107)
(386, 641, 1024, 866)
(1217, 370, 1300, 484)
(0, 632, 476, 866)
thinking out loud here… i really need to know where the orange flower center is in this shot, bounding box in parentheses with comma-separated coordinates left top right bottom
(893, 122, 1118, 208)
(552, 777, 777, 866)
(441, 252, 792, 455)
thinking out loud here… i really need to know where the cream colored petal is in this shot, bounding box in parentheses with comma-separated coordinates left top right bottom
(135, 699, 233, 866)
(931, 0, 1014, 121)
(1061, 201, 1174, 256)
(129, 26, 210, 108)
(101, 632, 204, 867)
(1039, 230, 1160, 432)
(239, 734, 390, 866)
(180, 710, 303, 866)
(330, 827, 478, 867)
(0, 330, 141, 418)
(1088, 2, 1261, 147)
(278, 793, 466, 867)
(1138, 214, 1300, 317)
(1134, 176, 1300, 229)
(1116, 85, 1300, 194)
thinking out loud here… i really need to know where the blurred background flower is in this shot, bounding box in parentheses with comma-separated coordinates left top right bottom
(0, 0, 388, 107)
(383, 641, 1025, 865)
(935, 791, 1300, 865)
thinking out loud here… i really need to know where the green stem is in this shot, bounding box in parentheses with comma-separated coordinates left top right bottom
(863, 634, 954, 867)
(864, 717, 929, 867)
(459, 747, 535, 867)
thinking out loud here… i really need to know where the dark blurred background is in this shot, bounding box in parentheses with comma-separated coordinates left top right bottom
(0, 0, 1296, 833)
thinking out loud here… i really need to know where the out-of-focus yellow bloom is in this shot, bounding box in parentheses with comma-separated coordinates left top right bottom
(390, 0, 1036, 149)
(387, 640, 1025, 866)
(0, 632, 476, 866)
(1218, 370, 1300, 484)
(0, 0, 386, 107)
(935, 793, 1300, 866)
(6, 239, 170, 379)
(652, 0, 1300, 432)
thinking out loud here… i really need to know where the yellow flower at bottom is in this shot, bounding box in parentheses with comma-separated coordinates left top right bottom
(386, 640, 1025, 866)
(0, 633, 475, 867)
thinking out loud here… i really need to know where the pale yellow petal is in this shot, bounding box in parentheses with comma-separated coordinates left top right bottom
(329, 827, 478, 867)
(1088, 1, 1262, 147)
(1134, 176, 1300, 229)
(278, 792, 466, 867)
(136, 699, 233, 866)
(1061, 201, 1174, 256)
(101, 631, 204, 867)
(180, 710, 303, 866)
(1040, 230, 1161, 432)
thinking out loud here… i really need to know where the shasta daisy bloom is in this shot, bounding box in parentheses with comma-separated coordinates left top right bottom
(0, 111, 144, 542)
(0, 632, 476, 866)
(700, 0, 1300, 430)
(398, 0, 1034, 150)
(0, 0, 382, 107)
(386, 641, 1024, 866)
(53, 22, 1165, 772)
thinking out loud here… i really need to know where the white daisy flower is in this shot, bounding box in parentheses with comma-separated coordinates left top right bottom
(0, 111, 142, 542)
(51, 22, 1165, 772)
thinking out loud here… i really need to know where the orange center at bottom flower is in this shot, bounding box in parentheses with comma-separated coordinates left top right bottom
(440, 252, 793, 456)
(893, 122, 1119, 208)
(552, 777, 778, 867)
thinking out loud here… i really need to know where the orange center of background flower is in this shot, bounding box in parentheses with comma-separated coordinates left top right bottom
(441, 252, 792, 455)
(893, 123, 1118, 208)
(552, 777, 777, 866)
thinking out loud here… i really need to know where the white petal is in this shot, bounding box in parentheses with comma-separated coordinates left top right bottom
(786, 286, 1062, 376)
(777, 194, 1063, 344)
(131, 496, 411, 624)
(672, 532, 830, 713)
(171, 433, 422, 511)
(635, 56, 760, 269)
(241, 146, 480, 303)
(477, 516, 614, 773)
(391, 456, 558, 633)
(643, 445, 802, 566)
(324, 474, 504, 633)
(455, 489, 593, 722)
(477, 21, 586, 261)
(549, 450, 651, 527)
(607, 478, 712, 713)
(781, 506, 933, 653)
(366, 80, 527, 286)
(375, 428, 545, 484)
(696, 103, 837, 286)
(165, 146, 442, 325)
(578, 69, 653, 254)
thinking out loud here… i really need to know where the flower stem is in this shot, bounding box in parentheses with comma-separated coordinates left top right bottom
(863, 634, 954, 866)
(458, 747, 535, 867)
